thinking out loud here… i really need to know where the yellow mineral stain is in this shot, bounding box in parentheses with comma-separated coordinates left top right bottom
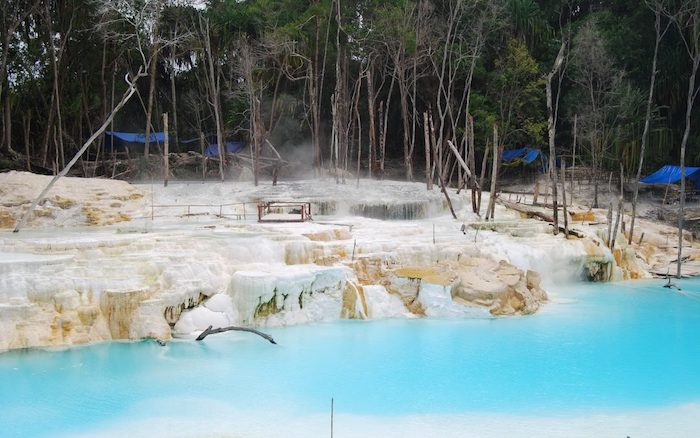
(82, 205, 103, 225)
(52, 195, 76, 209)
(0, 210, 15, 228)
(112, 192, 144, 201)
(393, 266, 452, 285)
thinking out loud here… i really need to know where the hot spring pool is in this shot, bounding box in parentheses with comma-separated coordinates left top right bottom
(2, 279, 700, 437)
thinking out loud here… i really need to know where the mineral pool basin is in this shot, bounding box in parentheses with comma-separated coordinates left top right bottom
(2, 280, 700, 438)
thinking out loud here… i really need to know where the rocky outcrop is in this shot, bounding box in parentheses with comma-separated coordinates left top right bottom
(451, 260, 547, 315)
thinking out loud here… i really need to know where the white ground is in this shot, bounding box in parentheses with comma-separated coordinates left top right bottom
(1, 171, 699, 437)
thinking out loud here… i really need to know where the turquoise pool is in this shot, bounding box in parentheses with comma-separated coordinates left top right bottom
(2, 280, 700, 437)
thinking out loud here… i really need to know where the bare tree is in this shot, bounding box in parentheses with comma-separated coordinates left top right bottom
(570, 19, 623, 208)
(428, 0, 502, 186)
(199, 15, 225, 181)
(546, 41, 567, 235)
(629, 1, 672, 245)
(660, 0, 700, 278)
(0, 0, 42, 153)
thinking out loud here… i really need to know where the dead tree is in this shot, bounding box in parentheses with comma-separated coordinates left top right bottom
(196, 325, 276, 344)
(486, 124, 500, 221)
(629, 2, 671, 245)
(661, 0, 700, 278)
(546, 40, 567, 235)
(200, 16, 225, 182)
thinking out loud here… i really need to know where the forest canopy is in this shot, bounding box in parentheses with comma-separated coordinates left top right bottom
(0, 0, 698, 184)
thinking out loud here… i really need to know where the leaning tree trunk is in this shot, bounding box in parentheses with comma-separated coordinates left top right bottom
(14, 70, 146, 233)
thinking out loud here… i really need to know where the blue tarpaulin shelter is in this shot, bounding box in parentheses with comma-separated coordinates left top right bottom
(640, 165, 700, 185)
(501, 147, 542, 165)
(105, 131, 167, 143)
(204, 141, 244, 157)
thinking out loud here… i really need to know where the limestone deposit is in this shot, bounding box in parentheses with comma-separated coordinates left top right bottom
(0, 171, 686, 352)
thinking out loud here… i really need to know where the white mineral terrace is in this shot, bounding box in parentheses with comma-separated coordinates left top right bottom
(0, 170, 693, 352)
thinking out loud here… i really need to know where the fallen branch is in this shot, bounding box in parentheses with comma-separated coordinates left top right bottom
(195, 325, 277, 344)
(499, 199, 585, 238)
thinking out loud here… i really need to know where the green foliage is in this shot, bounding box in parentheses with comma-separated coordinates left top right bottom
(1, 0, 698, 175)
(491, 38, 546, 146)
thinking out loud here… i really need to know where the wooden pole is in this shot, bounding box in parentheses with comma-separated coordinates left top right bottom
(446, 140, 475, 181)
(200, 132, 206, 181)
(163, 113, 169, 187)
(561, 158, 569, 237)
(330, 397, 334, 438)
(477, 139, 490, 215)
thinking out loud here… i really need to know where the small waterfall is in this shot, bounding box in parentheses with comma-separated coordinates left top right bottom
(350, 280, 368, 319)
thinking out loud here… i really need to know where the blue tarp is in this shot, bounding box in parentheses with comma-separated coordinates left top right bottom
(204, 141, 245, 157)
(502, 147, 542, 164)
(105, 131, 167, 143)
(641, 165, 700, 185)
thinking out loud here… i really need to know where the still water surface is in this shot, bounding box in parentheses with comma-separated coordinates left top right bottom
(1, 280, 700, 437)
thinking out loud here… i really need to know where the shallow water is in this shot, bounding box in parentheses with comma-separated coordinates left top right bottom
(2, 279, 700, 437)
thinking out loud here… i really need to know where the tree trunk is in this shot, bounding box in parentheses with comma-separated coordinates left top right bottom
(423, 112, 432, 190)
(399, 69, 412, 180)
(630, 9, 667, 245)
(366, 65, 377, 178)
(561, 158, 569, 237)
(14, 69, 146, 233)
(144, 15, 160, 158)
(546, 41, 566, 235)
(478, 140, 490, 215)
(486, 124, 499, 221)
(677, 54, 699, 278)
(170, 71, 179, 152)
(571, 114, 577, 201)
(468, 115, 477, 213)
(4, 93, 11, 154)
(23, 111, 31, 170)
(378, 101, 385, 178)
(163, 113, 169, 187)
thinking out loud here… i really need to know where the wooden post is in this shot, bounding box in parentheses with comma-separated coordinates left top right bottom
(477, 140, 490, 215)
(163, 113, 169, 187)
(429, 109, 438, 186)
(200, 132, 206, 181)
(561, 158, 569, 237)
(423, 112, 432, 190)
(611, 164, 624, 250)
